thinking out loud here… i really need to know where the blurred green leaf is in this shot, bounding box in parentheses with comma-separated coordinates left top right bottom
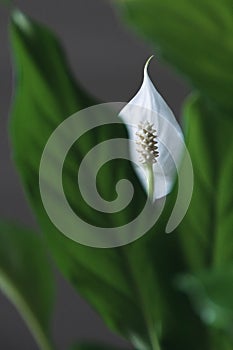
(0, 221, 54, 350)
(116, 0, 233, 113)
(177, 267, 233, 331)
(9, 10, 161, 349)
(179, 95, 233, 270)
(177, 269, 233, 350)
(177, 267, 233, 350)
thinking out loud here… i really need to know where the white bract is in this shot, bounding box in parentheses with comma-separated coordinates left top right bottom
(119, 57, 184, 200)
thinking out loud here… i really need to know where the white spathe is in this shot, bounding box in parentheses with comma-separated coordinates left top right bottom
(119, 57, 184, 200)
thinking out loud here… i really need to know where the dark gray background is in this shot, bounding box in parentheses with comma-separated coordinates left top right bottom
(0, 0, 190, 349)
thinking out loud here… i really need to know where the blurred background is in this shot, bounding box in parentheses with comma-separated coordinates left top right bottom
(0, 0, 190, 349)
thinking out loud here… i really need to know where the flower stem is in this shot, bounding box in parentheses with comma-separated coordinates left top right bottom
(146, 163, 154, 201)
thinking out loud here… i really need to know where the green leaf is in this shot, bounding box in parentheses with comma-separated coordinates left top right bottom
(177, 267, 233, 331)
(179, 95, 233, 271)
(177, 267, 233, 350)
(0, 221, 54, 350)
(116, 0, 233, 113)
(9, 10, 162, 350)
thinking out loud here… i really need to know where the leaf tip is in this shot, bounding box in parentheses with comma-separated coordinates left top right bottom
(11, 8, 32, 33)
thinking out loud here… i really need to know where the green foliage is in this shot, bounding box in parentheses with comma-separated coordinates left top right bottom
(177, 266, 233, 350)
(178, 267, 233, 331)
(0, 221, 54, 350)
(175, 94, 233, 347)
(117, 0, 233, 114)
(9, 9, 210, 350)
(179, 95, 233, 270)
(9, 10, 160, 350)
(116, 1, 233, 347)
(7, 0, 233, 349)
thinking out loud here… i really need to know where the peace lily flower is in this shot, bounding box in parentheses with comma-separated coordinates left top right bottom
(119, 56, 184, 201)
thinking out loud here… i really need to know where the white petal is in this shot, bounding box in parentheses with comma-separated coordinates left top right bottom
(119, 57, 184, 199)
